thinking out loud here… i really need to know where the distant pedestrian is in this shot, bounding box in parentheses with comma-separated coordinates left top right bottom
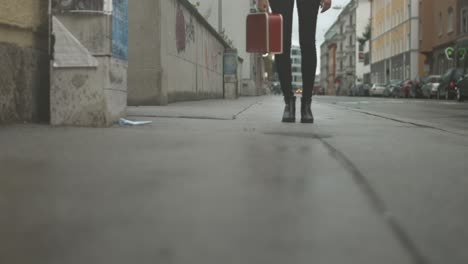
(257, 0, 332, 123)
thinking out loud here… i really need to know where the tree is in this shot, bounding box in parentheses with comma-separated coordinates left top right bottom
(357, 19, 371, 47)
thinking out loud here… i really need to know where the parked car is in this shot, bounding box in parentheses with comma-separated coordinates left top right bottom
(387, 80, 402, 97)
(362, 84, 371, 96)
(420, 75, 441, 99)
(410, 79, 424, 98)
(369, 83, 387, 96)
(421, 82, 440, 99)
(399, 79, 413, 98)
(349, 84, 367, 96)
(437, 68, 465, 100)
(454, 75, 468, 101)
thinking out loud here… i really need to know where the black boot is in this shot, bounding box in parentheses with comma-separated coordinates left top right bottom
(301, 97, 314, 124)
(282, 96, 296, 123)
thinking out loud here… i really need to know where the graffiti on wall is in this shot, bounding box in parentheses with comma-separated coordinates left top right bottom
(204, 45, 220, 78)
(112, 0, 128, 60)
(176, 4, 196, 53)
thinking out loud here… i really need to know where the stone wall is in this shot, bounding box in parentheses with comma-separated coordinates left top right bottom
(0, 1, 49, 123)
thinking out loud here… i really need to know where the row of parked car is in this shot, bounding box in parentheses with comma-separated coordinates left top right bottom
(349, 68, 468, 101)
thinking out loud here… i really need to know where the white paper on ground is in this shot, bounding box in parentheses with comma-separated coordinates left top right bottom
(119, 118, 152, 126)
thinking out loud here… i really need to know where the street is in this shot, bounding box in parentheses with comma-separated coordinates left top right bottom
(1, 95, 468, 264)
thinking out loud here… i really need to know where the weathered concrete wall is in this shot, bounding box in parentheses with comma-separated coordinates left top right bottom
(161, 0, 225, 103)
(51, 9, 127, 127)
(0, 1, 49, 123)
(51, 67, 107, 127)
(128, 0, 164, 105)
(54, 14, 112, 55)
(128, 0, 227, 105)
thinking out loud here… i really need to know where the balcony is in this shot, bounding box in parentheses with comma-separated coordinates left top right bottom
(345, 48, 356, 55)
(345, 25, 355, 33)
(334, 34, 346, 42)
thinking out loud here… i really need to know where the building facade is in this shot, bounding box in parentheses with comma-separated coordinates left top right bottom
(419, 0, 459, 76)
(320, 0, 371, 95)
(457, 0, 468, 72)
(291, 45, 302, 89)
(320, 24, 338, 95)
(371, 0, 422, 84)
(355, 0, 371, 84)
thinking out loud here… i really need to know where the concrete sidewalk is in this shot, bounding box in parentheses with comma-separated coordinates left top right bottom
(1, 96, 468, 264)
(127, 96, 265, 121)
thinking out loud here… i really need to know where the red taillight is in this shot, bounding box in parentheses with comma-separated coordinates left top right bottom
(450, 81, 455, 89)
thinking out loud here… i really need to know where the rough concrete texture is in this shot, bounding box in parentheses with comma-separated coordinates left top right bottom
(51, 55, 127, 127)
(161, 0, 224, 103)
(0, 1, 49, 123)
(128, 0, 163, 106)
(0, 42, 49, 123)
(128, 0, 226, 106)
(54, 14, 112, 55)
(6, 96, 468, 263)
(0, 0, 48, 32)
(52, 17, 99, 68)
(50, 14, 127, 127)
(51, 67, 107, 127)
(106, 57, 128, 123)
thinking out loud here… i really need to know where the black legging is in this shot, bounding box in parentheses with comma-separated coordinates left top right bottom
(269, 0, 320, 100)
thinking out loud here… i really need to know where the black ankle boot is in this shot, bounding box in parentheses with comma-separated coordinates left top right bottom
(301, 97, 314, 124)
(282, 96, 296, 123)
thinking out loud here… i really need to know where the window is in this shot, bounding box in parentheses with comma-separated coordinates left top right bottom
(439, 12, 443, 36)
(350, 14, 353, 25)
(448, 7, 454, 33)
(461, 8, 468, 34)
(349, 35, 353, 46)
(340, 60, 343, 71)
(349, 56, 353, 67)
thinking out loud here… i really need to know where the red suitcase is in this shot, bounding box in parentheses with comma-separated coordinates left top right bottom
(246, 12, 283, 54)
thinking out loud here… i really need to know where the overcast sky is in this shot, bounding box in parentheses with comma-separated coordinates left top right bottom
(290, 0, 351, 74)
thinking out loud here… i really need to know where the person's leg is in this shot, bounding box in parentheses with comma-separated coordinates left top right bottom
(297, 0, 320, 99)
(269, 0, 295, 122)
(297, 0, 320, 123)
(269, 0, 294, 99)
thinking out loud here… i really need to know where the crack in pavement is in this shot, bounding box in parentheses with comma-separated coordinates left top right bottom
(317, 137, 431, 264)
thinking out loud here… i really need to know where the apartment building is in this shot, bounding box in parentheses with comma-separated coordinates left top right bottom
(320, 23, 338, 95)
(419, 0, 459, 75)
(320, 0, 371, 95)
(371, 0, 422, 84)
(355, 0, 371, 84)
(291, 45, 302, 90)
(455, 0, 468, 72)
